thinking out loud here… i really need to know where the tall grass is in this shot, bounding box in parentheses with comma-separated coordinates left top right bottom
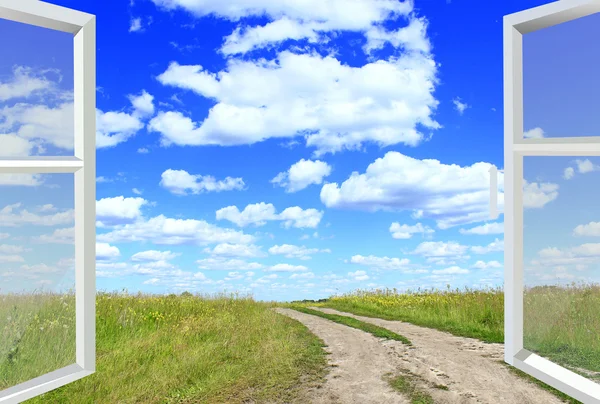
(1, 291, 327, 403)
(321, 283, 600, 379)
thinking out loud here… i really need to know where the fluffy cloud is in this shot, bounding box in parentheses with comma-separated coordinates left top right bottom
(0, 66, 57, 101)
(562, 159, 600, 181)
(472, 260, 502, 270)
(151, 0, 415, 55)
(271, 159, 331, 193)
(160, 169, 245, 195)
(348, 255, 413, 271)
(203, 243, 265, 258)
(348, 270, 370, 281)
(413, 241, 470, 262)
(268, 244, 330, 260)
(431, 266, 469, 275)
(389, 222, 434, 239)
(0, 173, 44, 187)
(265, 263, 309, 272)
(216, 203, 323, 228)
(96, 243, 121, 260)
(529, 243, 600, 273)
(96, 196, 148, 226)
(321, 151, 557, 229)
(131, 250, 180, 261)
(0, 203, 73, 227)
(573, 222, 600, 237)
(151, 48, 439, 156)
(97, 214, 254, 246)
(196, 257, 263, 271)
(523, 127, 544, 139)
(563, 167, 575, 180)
(128, 90, 155, 118)
(34, 227, 74, 244)
(452, 97, 469, 115)
(459, 222, 503, 235)
(470, 239, 504, 254)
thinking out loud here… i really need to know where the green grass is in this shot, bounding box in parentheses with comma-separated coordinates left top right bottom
(386, 372, 434, 404)
(288, 305, 411, 345)
(317, 283, 600, 377)
(0, 291, 328, 403)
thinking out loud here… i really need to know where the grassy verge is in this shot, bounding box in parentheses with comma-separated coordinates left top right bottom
(288, 305, 411, 345)
(318, 284, 600, 374)
(1, 291, 328, 403)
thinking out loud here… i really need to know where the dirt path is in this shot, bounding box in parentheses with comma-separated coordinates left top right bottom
(306, 307, 567, 404)
(275, 308, 409, 403)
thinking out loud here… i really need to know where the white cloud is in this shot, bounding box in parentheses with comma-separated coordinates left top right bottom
(470, 238, 504, 254)
(573, 222, 600, 237)
(132, 188, 143, 195)
(196, 257, 263, 271)
(0, 133, 36, 157)
(563, 167, 575, 180)
(348, 270, 370, 281)
(203, 243, 265, 258)
(389, 222, 434, 239)
(34, 227, 74, 244)
(349, 255, 412, 271)
(0, 244, 28, 254)
(459, 222, 503, 235)
(265, 263, 309, 272)
(97, 214, 254, 246)
(131, 250, 179, 261)
(0, 173, 44, 187)
(96, 196, 147, 225)
(290, 272, 315, 280)
(271, 159, 331, 193)
(0, 203, 73, 227)
(216, 203, 323, 229)
(529, 243, 600, 272)
(413, 241, 470, 260)
(129, 17, 143, 32)
(363, 17, 430, 54)
(575, 159, 600, 174)
(321, 151, 557, 229)
(268, 244, 330, 260)
(432, 266, 469, 275)
(522, 180, 558, 209)
(0, 233, 8, 240)
(160, 169, 245, 195)
(452, 97, 469, 115)
(151, 48, 439, 156)
(138, 147, 150, 154)
(472, 260, 502, 270)
(0, 66, 54, 101)
(96, 108, 144, 148)
(151, 0, 415, 55)
(523, 127, 544, 139)
(128, 90, 155, 118)
(96, 243, 121, 260)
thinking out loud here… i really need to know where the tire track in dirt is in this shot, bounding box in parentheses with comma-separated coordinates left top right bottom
(275, 308, 410, 404)
(311, 307, 568, 404)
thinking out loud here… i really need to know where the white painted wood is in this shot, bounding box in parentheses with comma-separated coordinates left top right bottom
(0, 2, 96, 403)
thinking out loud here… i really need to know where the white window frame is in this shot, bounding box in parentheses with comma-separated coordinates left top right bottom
(0, 1, 96, 403)
(504, 0, 600, 402)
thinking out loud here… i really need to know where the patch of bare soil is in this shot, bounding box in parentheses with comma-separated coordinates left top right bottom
(310, 307, 569, 404)
(275, 308, 409, 404)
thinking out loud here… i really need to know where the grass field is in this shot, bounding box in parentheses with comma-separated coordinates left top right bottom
(313, 282, 600, 382)
(0, 291, 328, 403)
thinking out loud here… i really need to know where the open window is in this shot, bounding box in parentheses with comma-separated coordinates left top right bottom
(504, 0, 600, 402)
(0, 1, 96, 402)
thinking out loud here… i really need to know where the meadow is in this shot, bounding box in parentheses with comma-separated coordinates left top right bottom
(314, 282, 600, 380)
(0, 291, 327, 403)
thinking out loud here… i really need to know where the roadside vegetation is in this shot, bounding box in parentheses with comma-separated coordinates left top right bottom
(1, 291, 328, 403)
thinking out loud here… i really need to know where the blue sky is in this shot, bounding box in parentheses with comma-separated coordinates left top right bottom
(0, 0, 599, 301)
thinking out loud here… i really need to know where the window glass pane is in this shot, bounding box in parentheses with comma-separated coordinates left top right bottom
(0, 18, 74, 157)
(523, 12, 600, 139)
(0, 173, 75, 390)
(523, 156, 600, 385)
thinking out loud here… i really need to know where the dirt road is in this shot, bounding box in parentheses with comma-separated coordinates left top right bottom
(275, 307, 568, 404)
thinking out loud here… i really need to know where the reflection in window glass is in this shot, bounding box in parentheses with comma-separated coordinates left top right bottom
(523, 156, 600, 385)
(0, 174, 75, 390)
(0, 17, 74, 157)
(523, 12, 600, 139)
